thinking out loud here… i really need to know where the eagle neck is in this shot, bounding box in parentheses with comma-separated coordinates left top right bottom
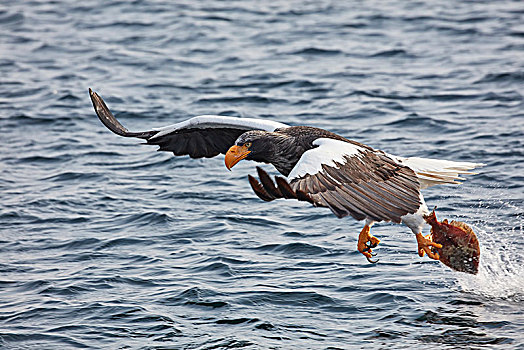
(254, 132, 305, 177)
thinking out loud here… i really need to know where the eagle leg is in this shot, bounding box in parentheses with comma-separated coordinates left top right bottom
(415, 232, 442, 260)
(357, 224, 381, 264)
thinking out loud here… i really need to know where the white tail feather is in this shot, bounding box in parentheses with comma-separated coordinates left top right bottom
(388, 155, 486, 189)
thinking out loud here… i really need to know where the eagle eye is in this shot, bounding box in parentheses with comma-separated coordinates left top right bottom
(244, 142, 252, 148)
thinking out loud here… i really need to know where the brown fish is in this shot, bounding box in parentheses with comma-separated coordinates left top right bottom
(424, 210, 480, 274)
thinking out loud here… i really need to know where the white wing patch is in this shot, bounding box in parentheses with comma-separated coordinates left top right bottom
(150, 115, 289, 139)
(288, 138, 365, 180)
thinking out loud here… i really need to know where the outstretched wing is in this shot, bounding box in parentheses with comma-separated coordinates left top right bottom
(89, 89, 289, 159)
(249, 138, 422, 223)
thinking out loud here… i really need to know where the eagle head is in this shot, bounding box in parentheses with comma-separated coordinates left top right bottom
(224, 131, 275, 170)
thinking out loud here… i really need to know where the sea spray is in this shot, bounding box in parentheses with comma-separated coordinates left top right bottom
(453, 186, 524, 301)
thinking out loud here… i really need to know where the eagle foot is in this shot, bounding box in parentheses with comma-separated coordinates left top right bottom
(365, 241, 379, 249)
(357, 225, 380, 264)
(415, 232, 442, 260)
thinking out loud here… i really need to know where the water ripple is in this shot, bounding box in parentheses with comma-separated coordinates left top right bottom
(0, 0, 522, 349)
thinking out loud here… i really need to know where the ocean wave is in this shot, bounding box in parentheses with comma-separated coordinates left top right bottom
(290, 47, 344, 56)
(253, 242, 329, 256)
(1, 0, 522, 348)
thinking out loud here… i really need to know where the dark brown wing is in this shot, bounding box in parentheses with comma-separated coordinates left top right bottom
(149, 127, 246, 158)
(248, 167, 315, 204)
(249, 138, 422, 223)
(90, 88, 156, 139)
(89, 89, 288, 159)
(291, 151, 421, 222)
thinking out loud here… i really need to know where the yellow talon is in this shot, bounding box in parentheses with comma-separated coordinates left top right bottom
(357, 225, 381, 263)
(416, 232, 443, 260)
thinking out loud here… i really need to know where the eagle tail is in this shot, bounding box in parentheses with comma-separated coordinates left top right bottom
(392, 156, 486, 189)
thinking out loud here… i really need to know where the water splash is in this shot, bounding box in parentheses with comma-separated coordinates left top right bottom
(454, 186, 524, 301)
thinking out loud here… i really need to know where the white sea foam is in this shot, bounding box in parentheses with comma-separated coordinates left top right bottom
(453, 187, 524, 301)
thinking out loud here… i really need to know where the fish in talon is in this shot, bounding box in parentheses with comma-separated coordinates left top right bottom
(424, 210, 480, 274)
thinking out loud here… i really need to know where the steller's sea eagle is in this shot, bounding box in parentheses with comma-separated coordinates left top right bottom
(89, 88, 484, 266)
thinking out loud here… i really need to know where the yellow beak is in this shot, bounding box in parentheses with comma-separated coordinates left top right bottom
(224, 145, 251, 170)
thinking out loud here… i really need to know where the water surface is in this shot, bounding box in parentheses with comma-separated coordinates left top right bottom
(1, 1, 523, 349)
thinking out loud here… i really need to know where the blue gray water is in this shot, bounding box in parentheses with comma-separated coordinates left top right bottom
(1, 1, 523, 349)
